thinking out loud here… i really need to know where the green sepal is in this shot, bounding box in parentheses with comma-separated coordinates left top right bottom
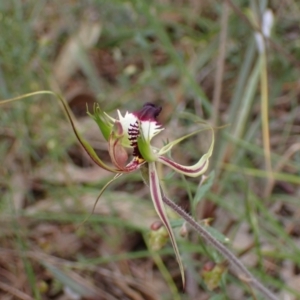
(158, 125, 212, 155)
(87, 103, 114, 141)
(137, 122, 157, 162)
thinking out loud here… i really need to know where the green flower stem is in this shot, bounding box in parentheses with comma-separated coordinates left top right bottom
(161, 194, 279, 300)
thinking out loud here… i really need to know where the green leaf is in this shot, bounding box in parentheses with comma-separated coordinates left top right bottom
(202, 223, 230, 245)
(193, 171, 215, 207)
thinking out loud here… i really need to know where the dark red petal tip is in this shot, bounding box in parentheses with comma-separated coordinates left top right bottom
(134, 103, 162, 121)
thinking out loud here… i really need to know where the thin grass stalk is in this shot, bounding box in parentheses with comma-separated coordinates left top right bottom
(222, 163, 300, 185)
(260, 51, 273, 198)
(162, 194, 279, 300)
(213, 40, 256, 176)
(225, 0, 300, 69)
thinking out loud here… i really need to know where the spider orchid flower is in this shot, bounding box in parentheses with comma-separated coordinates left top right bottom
(71, 102, 214, 286)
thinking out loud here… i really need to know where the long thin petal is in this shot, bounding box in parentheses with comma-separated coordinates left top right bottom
(158, 125, 212, 156)
(57, 95, 120, 173)
(79, 173, 123, 227)
(148, 162, 185, 286)
(158, 125, 214, 177)
(158, 155, 209, 177)
(93, 173, 123, 213)
(0, 92, 119, 173)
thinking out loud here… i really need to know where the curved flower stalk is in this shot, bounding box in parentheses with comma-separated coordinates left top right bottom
(84, 103, 214, 286)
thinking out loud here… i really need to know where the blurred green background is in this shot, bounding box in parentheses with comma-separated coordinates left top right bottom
(1, 0, 300, 299)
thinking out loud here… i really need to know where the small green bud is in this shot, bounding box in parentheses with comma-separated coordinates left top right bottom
(201, 261, 228, 291)
(148, 222, 169, 251)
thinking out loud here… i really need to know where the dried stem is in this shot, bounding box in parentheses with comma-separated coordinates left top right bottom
(162, 194, 279, 300)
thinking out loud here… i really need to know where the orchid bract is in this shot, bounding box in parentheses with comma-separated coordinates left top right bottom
(83, 103, 214, 286)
